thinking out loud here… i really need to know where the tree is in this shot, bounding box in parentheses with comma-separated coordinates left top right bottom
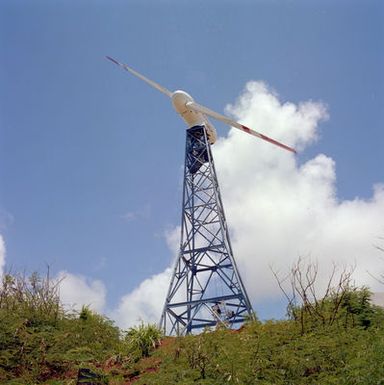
(272, 258, 382, 333)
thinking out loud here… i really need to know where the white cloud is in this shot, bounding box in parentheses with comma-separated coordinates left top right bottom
(110, 268, 172, 330)
(121, 204, 151, 223)
(164, 226, 180, 256)
(57, 271, 106, 313)
(112, 80, 384, 326)
(213, 81, 384, 302)
(0, 210, 14, 231)
(372, 292, 384, 307)
(224, 81, 328, 151)
(54, 80, 384, 327)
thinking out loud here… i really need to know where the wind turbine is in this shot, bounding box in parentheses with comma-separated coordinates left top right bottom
(107, 56, 295, 335)
(106, 56, 295, 153)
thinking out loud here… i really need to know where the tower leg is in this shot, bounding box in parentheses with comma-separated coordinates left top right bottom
(160, 125, 254, 335)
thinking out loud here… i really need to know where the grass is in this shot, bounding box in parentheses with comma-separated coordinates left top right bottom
(1, 271, 384, 384)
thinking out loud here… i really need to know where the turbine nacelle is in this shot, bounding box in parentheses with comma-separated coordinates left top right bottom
(172, 90, 217, 144)
(171, 90, 194, 112)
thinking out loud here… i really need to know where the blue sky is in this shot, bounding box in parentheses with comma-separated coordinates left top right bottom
(1, 0, 383, 324)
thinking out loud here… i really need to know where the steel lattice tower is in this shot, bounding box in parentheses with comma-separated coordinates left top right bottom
(106, 56, 295, 336)
(160, 125, 254, 335)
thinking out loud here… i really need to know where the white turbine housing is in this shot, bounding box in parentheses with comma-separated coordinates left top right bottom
(172, 90, 217, 144)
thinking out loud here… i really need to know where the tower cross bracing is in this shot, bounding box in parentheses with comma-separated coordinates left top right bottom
(106, 56, 296, 336)
(160, 125, 254, 335)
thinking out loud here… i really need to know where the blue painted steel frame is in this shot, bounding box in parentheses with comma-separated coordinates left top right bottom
(160, 125, 255, 335)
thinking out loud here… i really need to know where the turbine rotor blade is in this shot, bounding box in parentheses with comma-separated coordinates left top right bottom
(186, 101, 296, 153)
(106, 56, 173, 98)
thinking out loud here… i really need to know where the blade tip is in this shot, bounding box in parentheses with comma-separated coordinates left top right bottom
(105, 55, 119, 65)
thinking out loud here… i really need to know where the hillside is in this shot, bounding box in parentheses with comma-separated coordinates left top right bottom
(1, 271, 384, 384)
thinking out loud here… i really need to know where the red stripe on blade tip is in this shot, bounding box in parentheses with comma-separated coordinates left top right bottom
(241, 125, 296, 153)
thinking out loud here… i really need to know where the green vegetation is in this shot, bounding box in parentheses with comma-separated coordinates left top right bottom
(141, 302, 384, 384)
(0, 271, 123, 384)
(125, 322, 163, 359)
(1, 266, 384, 384)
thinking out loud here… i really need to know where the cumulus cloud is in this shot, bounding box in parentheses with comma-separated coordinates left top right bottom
(224, 81, 328, 151)
(57, 271, 106, 313)
(111, 80, 384, 326)
(213, 81, 384, 303)
(110, 268, 172, 329)
(164, 226, 181, 256)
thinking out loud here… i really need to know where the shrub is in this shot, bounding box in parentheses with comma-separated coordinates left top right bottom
(0, 272, 121, 383)
(125, 323, 163, 359)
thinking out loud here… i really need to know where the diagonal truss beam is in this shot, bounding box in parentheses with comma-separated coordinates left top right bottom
(160, 125, 255, 335)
